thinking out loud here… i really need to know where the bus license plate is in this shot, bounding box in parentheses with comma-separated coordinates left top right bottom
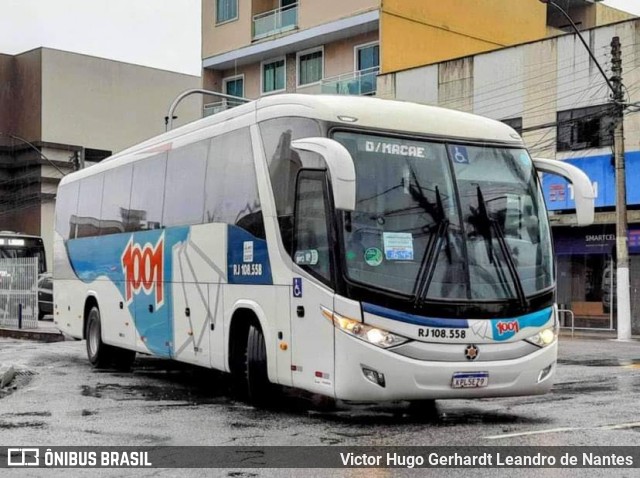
(451, 372, 489, 388)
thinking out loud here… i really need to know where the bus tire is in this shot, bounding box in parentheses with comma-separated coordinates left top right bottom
(246, 323, 272, 404)
(86, 306, 113, 368)
(407, 399, 438, 419)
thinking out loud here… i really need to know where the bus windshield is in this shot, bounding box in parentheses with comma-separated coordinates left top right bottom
(0, 240, 46, 274)
(333, 131, 554, 303)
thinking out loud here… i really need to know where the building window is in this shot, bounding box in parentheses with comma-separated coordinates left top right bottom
(224, 75, 244, 101)
(355, 42, 379, 72)
(297, 48, 323, 86)
(354, 42, 379, 96)
(557, 105, 614, 152)
(216, 0, 238, 24)
(262, 58, 286, 94)
(501, 117, 523, 135)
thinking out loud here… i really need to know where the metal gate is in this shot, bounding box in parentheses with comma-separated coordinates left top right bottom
(0, 257, 39, 329)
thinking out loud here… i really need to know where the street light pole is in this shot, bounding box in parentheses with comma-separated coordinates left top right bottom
(539, 0, 632, 339)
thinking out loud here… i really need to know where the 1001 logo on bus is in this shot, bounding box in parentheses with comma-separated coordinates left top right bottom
(121, 234, 164, 309)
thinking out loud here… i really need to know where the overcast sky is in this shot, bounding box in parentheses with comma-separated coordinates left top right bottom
(1, 0, 639, 77)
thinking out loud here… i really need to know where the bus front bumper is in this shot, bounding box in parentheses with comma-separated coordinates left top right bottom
(333, 331, 557, 401)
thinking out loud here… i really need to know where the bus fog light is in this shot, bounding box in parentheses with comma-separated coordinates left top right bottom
(538, 364, 553, 383)
(362, 366, 386, 387)
(525, 327, 557, 348)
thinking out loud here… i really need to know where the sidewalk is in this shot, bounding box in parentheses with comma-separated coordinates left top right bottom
(559, 327, 640, 341)
(0, 318, 66, 342)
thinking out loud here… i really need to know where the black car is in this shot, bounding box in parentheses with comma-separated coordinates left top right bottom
(37, 273, 53, 320)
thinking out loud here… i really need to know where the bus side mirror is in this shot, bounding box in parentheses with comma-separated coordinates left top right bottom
(533, 157, 595, 226)
(291, 137, 356, 211)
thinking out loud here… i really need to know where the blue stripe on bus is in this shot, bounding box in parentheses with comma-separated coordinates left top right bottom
(490, 307, 553, 341)
(362, 302, 469, 328)
(363, 303, 554, 336)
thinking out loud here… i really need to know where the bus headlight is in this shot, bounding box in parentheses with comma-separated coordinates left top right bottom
(525, 326, 557, 348)
(322, 308, 409, 349)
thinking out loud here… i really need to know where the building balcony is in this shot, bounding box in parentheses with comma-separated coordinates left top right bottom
(203, 99, 244, 117)
(320, 67, 379, 96)
(253, 3, 298, 40)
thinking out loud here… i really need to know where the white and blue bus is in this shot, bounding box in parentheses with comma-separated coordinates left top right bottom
(53, 94, 594, 403)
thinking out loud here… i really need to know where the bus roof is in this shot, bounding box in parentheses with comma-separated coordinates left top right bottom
(59, 94, 522, 186)
(0, 231, 42, 240)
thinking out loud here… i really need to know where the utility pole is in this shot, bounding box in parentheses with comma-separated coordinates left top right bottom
(610, 36, 632, 339)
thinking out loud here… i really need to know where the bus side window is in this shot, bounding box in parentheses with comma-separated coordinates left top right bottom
(100, 164, 133, 236)
(205, 128, 265, 239)
(163, 140, 208, 227)
(259, 117, 322, 251)
(55, 182, 79, 241)
(129, 154, 167, 231)
(293, 170, 332, 285)
(75, 174, 105, 238)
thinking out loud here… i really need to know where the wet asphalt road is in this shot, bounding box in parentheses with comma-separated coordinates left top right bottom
(0, 336, 639, 477)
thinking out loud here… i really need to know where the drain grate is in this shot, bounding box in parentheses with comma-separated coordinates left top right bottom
(14, 370, 36, 376)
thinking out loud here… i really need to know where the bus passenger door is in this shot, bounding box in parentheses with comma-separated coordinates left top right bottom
(290, 170, 336, 396)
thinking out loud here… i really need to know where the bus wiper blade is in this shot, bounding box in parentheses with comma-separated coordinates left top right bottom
(474, 185, 527, 309)
(413, 218, 449, 307)
(435, 185, 452, 265)
(491, 220, 527, 309)
(474, 186, 494, 263)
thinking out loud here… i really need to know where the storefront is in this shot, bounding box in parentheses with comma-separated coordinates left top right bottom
(542, 152, 640, 329)
(551, 225, 640, 329)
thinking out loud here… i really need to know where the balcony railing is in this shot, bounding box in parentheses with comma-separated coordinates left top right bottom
(203, 99, 244, 117)
(253, 3, 298, 40)
(320, 67, 379, 96)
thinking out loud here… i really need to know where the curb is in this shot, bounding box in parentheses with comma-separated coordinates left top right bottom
(0, 327, 65, 343)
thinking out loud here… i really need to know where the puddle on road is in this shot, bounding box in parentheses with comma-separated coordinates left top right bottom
(2, 411, 51, 418)
(81, 357, 235, 406)
(80, 382, 228, 405)
(79, 356, 553, 429)
(558, 358, 640, 367)
(552, 382, 614, 394)
(0, 420, 47, 429)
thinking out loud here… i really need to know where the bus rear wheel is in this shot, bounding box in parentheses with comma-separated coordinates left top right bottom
(86, 306, 136, 370)
(86, 306, 112, 368)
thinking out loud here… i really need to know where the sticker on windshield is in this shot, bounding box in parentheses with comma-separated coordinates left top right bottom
(450, 146, 469, 164)
(294, 249, 319, 266)
(364, 247, 383, 267)
(383, 232, 414, 261)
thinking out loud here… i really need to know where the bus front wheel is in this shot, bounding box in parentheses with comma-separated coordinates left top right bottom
(245, 323, 272, 404)
(86, 306, 112, 368)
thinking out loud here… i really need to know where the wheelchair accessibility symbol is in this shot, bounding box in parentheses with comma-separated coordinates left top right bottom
(451, 146, 469, 164)
(293, 278, 303, 298)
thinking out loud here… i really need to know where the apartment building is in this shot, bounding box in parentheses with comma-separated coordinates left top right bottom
(0, 48, 200, 270)
(201, 0, 632, 108)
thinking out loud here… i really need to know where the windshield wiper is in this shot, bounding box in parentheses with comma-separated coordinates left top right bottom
(413, 217, 449, 307)
(412, 186, 452, 307)
(473, 185, 527, 309)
